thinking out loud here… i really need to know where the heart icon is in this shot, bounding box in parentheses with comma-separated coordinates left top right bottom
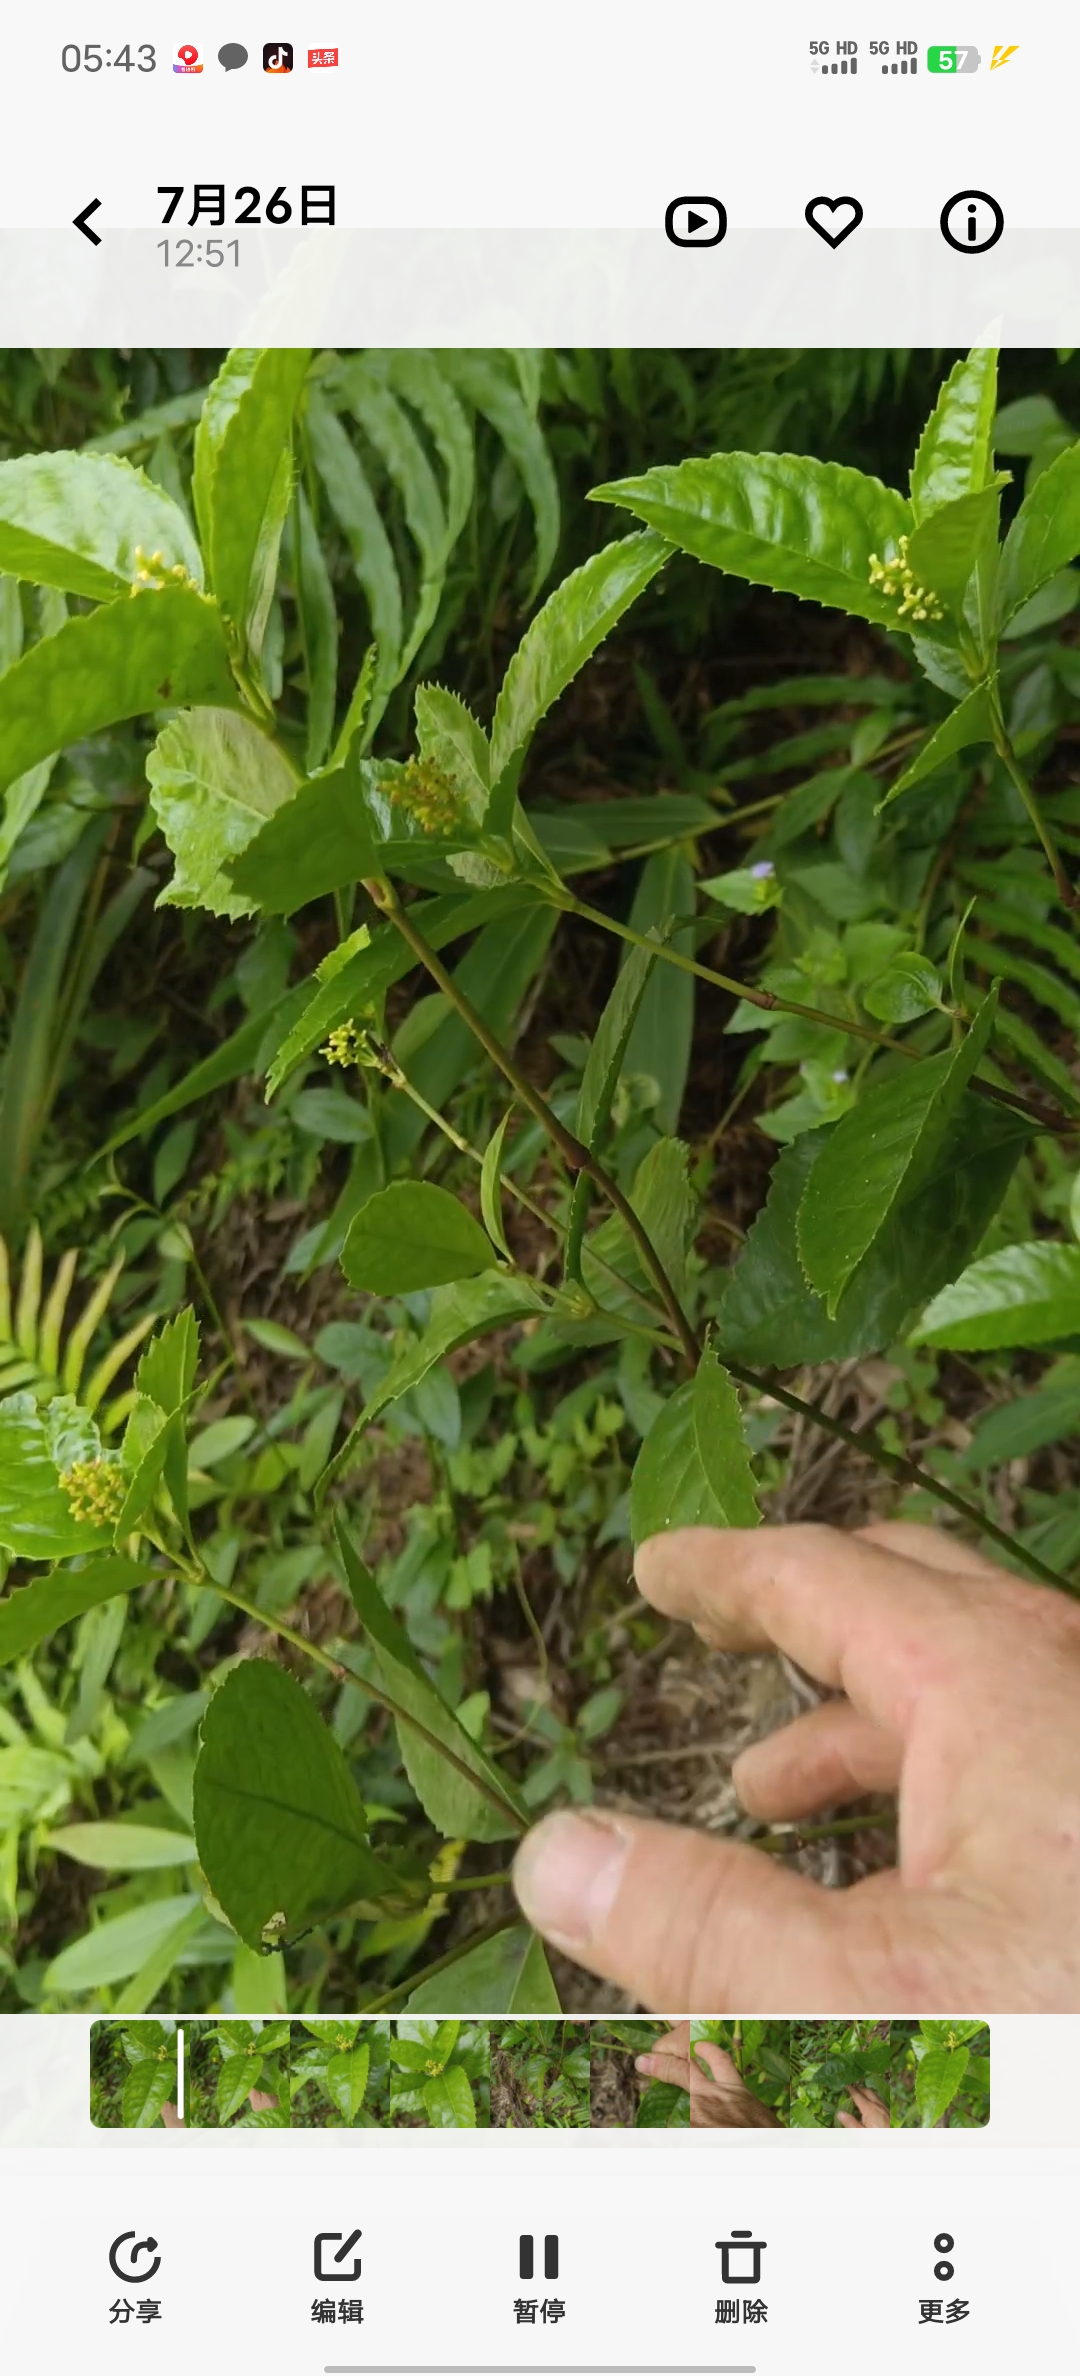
(805, 195, 864, 248)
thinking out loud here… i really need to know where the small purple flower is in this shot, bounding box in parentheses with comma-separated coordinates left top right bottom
(749, 860, 775, 880)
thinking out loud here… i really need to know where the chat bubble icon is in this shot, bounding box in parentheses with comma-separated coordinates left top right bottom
(218, 42, 248, 70)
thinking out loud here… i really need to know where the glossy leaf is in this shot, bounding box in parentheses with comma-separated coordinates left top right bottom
(122, 2056, 178, 2129)
(0, 1554, 152, 1662)
(797, 994, 998, 1316)
(479, 1112, 514, 1262)
(147, 707, 299, 921)
(291, 485, 338, 770)
(192, 348, 311, 659)
(218, 2054, 261, 2124)
(630, 1347, 758, 1545)
(192, 1660, 396, 1948)
(422, 2064, 476, 2127)
(913, 1239, 1080, 1350)
(583, 1137, 697, 1312)
(404, 1922, 558, 2013)
(0, 587, 238, 796)
(878, 678, 994, 807)
(862, 955, 945, 1023)
(326, 2041, 370, 2120)
(335, 1521, 525, 1842)
(0, 450, 202, 600)
(415, 682, 489, 814)
(998, 442, 1080, 626)
(341, 1181, 496, 1294)
(489, 533, 670, 789)
(593, 453, 914, 632)
(719, 1095, 1028, 1369)
(910, 349, 999, 520)
(225, 750, 385, 915)
(905, 482, 1006, 617)
(916, 2043, 969, 2126)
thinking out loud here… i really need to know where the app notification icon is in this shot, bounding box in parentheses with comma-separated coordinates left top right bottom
(263, 42, 294, 73)
(173, 45, 204, 73)
(308, 48, 339, 67)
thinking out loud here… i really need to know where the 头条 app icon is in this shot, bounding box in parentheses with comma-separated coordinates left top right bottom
(308, 48, 339, 68)
(173, 45, 204, 74)
(263, 42, 293, 73)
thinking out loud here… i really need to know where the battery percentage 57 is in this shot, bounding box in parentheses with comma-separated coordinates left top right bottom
(928, 45, 981, 72)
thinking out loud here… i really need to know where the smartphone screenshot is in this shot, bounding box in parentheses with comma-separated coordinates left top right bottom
(0, 8, 1077, 2369)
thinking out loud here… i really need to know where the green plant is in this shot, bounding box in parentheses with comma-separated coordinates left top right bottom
(192, 2015, 290, 2125)
(5, 345, 1080, 2012)
(889, 2018, 990, 2128)
(89, 2015, 178, 2127)
(290, 2015, 488, 2126)
(492, 2017, 589, 2126)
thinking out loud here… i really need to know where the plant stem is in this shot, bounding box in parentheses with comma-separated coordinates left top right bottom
(564, 892, 1065, 1136)
(376, 881, 700, 1369)
(725, 1360, 1079, 1598)
(356, 1911, 522, 2011)
(991, 698, 1079, 913)
(754, 1809, 897, 1855)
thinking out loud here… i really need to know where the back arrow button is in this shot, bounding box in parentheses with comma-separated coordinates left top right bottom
(73, 199, 102, 246)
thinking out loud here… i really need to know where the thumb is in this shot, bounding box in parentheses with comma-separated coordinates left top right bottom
(512, 1808, 863, 2009)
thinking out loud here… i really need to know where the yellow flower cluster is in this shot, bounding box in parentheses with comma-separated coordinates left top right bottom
(868, 535, 946, 623)
(130, 546, 196, 596)
(390, 759, 461, 835)
(322, 1020, 367, 1069)
(59, 1458, 127, 1526)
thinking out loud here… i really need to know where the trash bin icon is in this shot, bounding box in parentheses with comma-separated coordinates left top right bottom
(716, 2230, 767, 2285)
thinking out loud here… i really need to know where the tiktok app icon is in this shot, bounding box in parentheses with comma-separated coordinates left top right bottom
(263, 42, 294, 73)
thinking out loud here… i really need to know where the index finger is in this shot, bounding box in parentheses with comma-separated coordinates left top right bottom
(634, 1523, 980, 1740)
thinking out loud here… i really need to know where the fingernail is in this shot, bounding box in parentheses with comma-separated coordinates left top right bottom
(512, 1810, 631, 1951)
(634, 2055, 657, 2076)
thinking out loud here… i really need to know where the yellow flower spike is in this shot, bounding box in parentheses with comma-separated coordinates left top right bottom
(59, 1457, 127, 1527)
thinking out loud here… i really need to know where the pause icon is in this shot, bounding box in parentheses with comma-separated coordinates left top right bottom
(519, 2235, 559, 2279)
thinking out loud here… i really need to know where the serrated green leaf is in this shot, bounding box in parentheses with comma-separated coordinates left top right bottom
(404, 1922, 558, 2013)
(621, 847, 696, 1132)
(193, 347, 310, 661)
(335, 1521, 525, 1842)
(441, 351, 558, 605)
(630, 1347, 758, 1546)
(998, 442, 1080, 626)
(905, 481, 1006, 617)
(346, 373, 450, 675)
(192, 1660, 396, 1948)
(797, 993, 998, 1316)
(913, 1239, 1080, 1350)
(307, 391, 402, 726)
(147, 707, 299, 921)
(583, 1137, 697, 1313)
(915, 2043, 969, 2126)
(0, 587, 238, 796)
(422, 2064, 476, 2127)
(326, 2041, 370, 2120)
(879, 679, 994, 807)
(341, 1181, 495, 1295)
(388, 351, 475, 544)
(122, 2056, 178, 2128)
(415, 682, 489, 813)
(593, 453, 913, 632)
(910, 349, 999, 520)
(0, 450, 203, 600)
(137, 1309, 199, 1416)
(218, 2053, 261, 2124)
(719, 1093, 1028, 1370)
(291, 485, 338, 770)
(490, 533, 671, 791)
(321, 1273, 549, 1491)
(0, 1555, 153, 1664)
(225, 749, 387, 916)
(577, 935, 658, 1148)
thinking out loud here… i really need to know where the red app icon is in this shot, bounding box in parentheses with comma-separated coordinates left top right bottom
(308, 47, 339, 66)
(263, 42, 294, 72)
(173, 44, 204, 73)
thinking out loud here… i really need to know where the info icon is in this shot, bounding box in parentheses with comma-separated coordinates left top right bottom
(940, 189, 1004, 252)
(665, 196, 726, 248)
(263, 41, 294, 73)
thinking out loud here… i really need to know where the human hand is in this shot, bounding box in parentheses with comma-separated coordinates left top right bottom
(635, 2020, 781, 2128)
(512, 1521, 1080, 2011)
(836, 2086, 889, 2129)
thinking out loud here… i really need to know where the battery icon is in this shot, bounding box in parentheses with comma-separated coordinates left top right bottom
(928, 45, 981, 71)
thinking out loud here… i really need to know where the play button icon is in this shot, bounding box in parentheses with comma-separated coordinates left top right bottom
(665, 196, 727, 247)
